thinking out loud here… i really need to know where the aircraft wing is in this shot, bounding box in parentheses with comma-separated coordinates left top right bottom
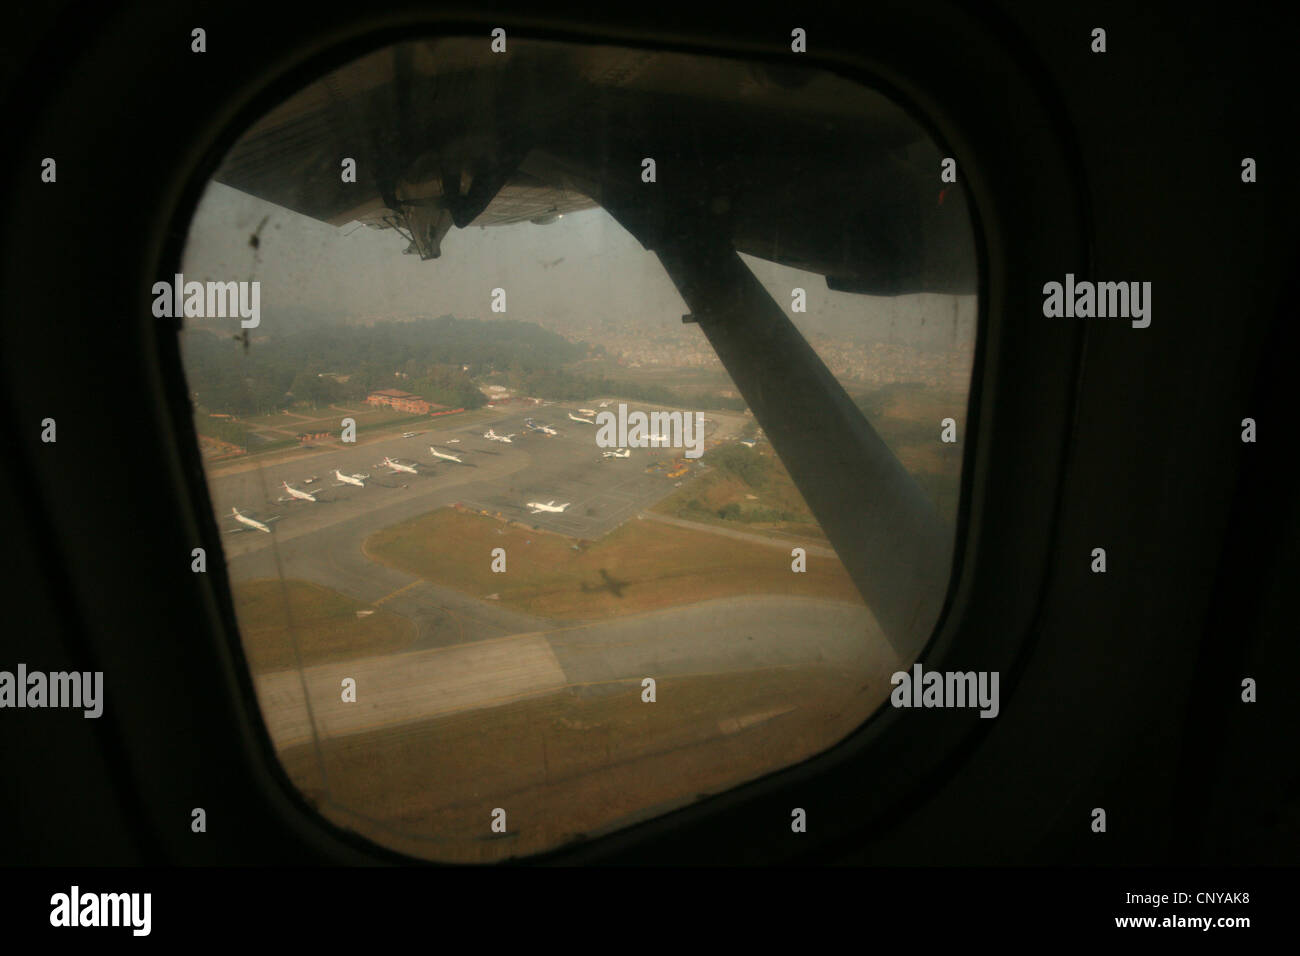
(213, 42, 598, 259)
(210, 38, 975, 293)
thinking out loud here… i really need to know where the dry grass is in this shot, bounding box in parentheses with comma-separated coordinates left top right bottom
(233, 578, 416, 673)
(365, 508, 862, 621)
(279, 664, 886, 862)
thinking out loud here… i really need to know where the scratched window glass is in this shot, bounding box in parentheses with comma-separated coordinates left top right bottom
(177, 36, 978, 861)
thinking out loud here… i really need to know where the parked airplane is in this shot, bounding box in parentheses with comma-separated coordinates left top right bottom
(579, 408, 597, 416)
(599, 400, 611, 407)
(527, 500, 571, 514)
(378, 457, 418, 475)
(226, 507, 278, 534)
(278, 481, 317, 503)
(603, 448, 631, 459)
(334, 469, 368, 487)
(484, 429, 515, 443)
(430, 446, 464, 463)
(568, 412, 594, 424)
(525, 419, 559, 436)
(401, 431, 419, 438)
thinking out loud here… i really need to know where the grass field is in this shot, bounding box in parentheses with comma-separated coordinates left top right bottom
(365, 507, 863, 621)
(648, 380, 968, 539)
(857, 383, 966, 523)
(232, 578, 416, 673)
(278, 663, 884, 862)
(654, 448, 829, 543)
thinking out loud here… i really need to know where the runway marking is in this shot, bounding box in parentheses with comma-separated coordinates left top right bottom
(373, 579, 425, 607)
(255, 633, 569, 749)
(259, 657, 821, 751)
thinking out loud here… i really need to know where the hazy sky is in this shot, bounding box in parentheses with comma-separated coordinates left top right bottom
(182, 180, 976, 349)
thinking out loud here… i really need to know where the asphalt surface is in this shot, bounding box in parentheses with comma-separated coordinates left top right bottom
(256, 595, 892, 749)
(205, 401, 892, 748)
(213, 404, 695, 562)
(211, 404, 719, 647)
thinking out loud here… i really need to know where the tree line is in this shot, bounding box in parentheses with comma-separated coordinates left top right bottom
(181, 313, 748, 419)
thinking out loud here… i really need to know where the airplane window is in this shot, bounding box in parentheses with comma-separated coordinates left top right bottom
(176, 36, 977, 861)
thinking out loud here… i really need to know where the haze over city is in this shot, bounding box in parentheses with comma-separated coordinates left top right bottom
(183, 180, 977, 370)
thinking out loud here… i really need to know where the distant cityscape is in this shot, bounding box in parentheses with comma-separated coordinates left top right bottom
(338, 310, 976, 392)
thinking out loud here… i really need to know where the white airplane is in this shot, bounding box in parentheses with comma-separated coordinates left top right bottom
(279, 481, 317, 503)
(603, 448, 631, 459)
(536, 424, 558, 436)
(579, 408, 597, 416)
(430, 446, 464, 463)
(740, 439, 757, 448)
(527, 500, 571, 514)
(378, 456, 418, 475)
(334, 469, 368, 487)
(484, 429, 515, 443)
(401, 431, 419, 438)
(599, 400, 611, 407)
(446, 438, 461, 443)
(226, 507, 278, 534)
(568, 412, 594, 424)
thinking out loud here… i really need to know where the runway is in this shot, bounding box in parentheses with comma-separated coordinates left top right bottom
(255, 595, 892, 750)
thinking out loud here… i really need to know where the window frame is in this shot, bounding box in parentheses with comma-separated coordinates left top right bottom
(3, 1, 1088, 865)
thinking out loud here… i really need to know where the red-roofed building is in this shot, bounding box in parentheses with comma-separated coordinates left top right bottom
(366, 389, 436, 414)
